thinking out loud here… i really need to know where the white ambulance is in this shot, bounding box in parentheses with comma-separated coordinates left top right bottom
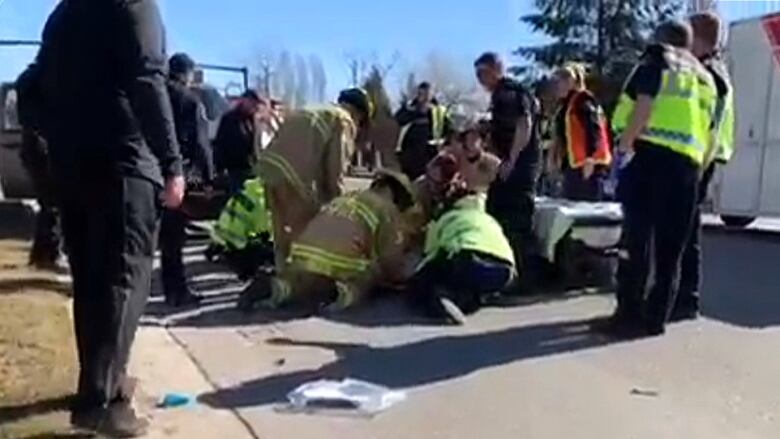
(713, 12, 780, 227)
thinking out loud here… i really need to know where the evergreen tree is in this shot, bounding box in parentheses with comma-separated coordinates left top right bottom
(516, 0, 681, 78)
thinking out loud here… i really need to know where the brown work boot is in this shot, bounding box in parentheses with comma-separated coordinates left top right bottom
(100, 402, 149, 438)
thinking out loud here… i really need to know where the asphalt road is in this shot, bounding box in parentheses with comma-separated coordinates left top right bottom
(142, 225, 780, 439)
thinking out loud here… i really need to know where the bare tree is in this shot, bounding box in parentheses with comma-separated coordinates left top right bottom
(295, 54, 310, 108)
(344, 52, 370, 87)
(309, 54, 327, 103)
(274, 51, 296, 106)
(408, 50, 489, 114)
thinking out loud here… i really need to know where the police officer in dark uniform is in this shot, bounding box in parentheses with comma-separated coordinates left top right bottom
(474, 52, 542, 295)
(161, 53, 214, 307)
(674, 12, 735, 322)
(36, 0, 184, 436)
(15, 64, 65, 272)
(601, 21, 717, 338)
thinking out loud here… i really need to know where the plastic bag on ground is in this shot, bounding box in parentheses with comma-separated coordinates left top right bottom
(286, 378, 407, 415)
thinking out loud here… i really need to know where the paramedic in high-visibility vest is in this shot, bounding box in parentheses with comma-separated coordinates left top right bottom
(207, 178, 274, 286)
(597, 20, 718, 338)
(411, 188, 516, 325)
(550, 63, 613, 201)
(242, 170, 416, 313)
(675, 12, 736, 322)
(257, 88, 374, 271)
(394, 82, 453, 180)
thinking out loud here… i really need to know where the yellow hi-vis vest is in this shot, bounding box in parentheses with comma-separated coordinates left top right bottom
(396, 104, 449, 152)
(211, 178, 272, 250)
(714, 77, 735, 163)
(612, 49, 718, 166)
(419, 194, 516, 271)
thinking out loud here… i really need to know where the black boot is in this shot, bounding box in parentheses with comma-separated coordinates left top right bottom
(237, 272, 273, 313)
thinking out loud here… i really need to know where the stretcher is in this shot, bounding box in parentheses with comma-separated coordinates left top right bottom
(533, 197, 623, 289)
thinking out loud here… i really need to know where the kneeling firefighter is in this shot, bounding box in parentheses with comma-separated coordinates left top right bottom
(241, 170, 416, 312)
(257, 88, 374, 272)
(410, 190, 517, 325)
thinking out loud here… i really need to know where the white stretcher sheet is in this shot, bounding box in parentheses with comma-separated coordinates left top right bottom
(533, 197, 623, 262)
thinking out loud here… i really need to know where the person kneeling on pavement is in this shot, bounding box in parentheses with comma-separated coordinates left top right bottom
(207, 178, 275, 286)
(240, 170, 416, 313)
(410, 189, 517, 325)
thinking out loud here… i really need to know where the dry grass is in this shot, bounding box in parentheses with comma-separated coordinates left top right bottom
(0, 240, 77, 438)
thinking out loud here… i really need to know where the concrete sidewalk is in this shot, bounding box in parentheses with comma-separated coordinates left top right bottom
(129, 327, 254, 439)
(136, 229, 780, 439)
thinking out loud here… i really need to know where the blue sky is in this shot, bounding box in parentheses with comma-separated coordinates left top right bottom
(1, 0, 779, 97)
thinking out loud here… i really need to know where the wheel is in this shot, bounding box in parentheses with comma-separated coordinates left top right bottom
(720, 215, 755, 228)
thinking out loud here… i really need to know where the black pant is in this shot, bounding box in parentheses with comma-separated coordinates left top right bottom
(487, 164, 537, 288)
(59, 175, 159, 410)
(562, 167, 603, 202)
(20, 132, 61, 264)
(676, 163, 716, 312)
(616, 144, 698, 328)
(160, 208, 189, 299)
(411, 251, 514, 315)
(399, 143, 437, 181)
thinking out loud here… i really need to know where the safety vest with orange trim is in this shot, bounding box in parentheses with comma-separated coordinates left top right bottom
(562, 91, 612, 169)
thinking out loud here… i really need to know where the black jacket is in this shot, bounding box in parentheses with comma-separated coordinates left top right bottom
(214, 107, 257, 174)
(36, 0, 182, 185)
(394, 99, 452, 153)
(167, 80, 214, 183)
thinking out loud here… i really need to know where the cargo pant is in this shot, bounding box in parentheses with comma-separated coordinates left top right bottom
(270, 266, 375, 312)
(265, 181, 320, 271)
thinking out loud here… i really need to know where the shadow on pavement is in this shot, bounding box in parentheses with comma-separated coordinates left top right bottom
(0, 395, 73, 424)
(700, 233, 780, 328)
(198, 318, 610, 410)
(0, 277, 72, 297)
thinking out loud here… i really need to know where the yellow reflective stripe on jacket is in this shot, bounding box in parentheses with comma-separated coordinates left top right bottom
(259, 150, 309, 197)
(396, 124, 412, 152)
(431, 105, 447, 140)
(292, 244, 370, 270)
(323, 196, 380, 235)
(715, 86, 735, 163)
(290, 243, 370, 279)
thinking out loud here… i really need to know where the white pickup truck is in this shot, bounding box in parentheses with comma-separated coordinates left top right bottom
(712, 12, 780, 227)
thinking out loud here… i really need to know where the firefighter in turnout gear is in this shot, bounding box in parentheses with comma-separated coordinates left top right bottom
(395, 82, 453, 180)
(597, 20, 718, 338)
(675, 12, 736, 322)
(241, 170, 416, 313)
(257, 88, 374, 272)
(550, 63, 613, 201)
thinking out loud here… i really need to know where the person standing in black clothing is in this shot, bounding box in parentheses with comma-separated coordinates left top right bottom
(214, 90, 264, 195)
(600, 21, 717, 338)
(394, 82, 453, 180)
(674, 12, 735, 322)
(474, 52, 541, 294)
(15, 64, 66, 272)
(161, 53, 214, 307)
(35, 0, 184, 436)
